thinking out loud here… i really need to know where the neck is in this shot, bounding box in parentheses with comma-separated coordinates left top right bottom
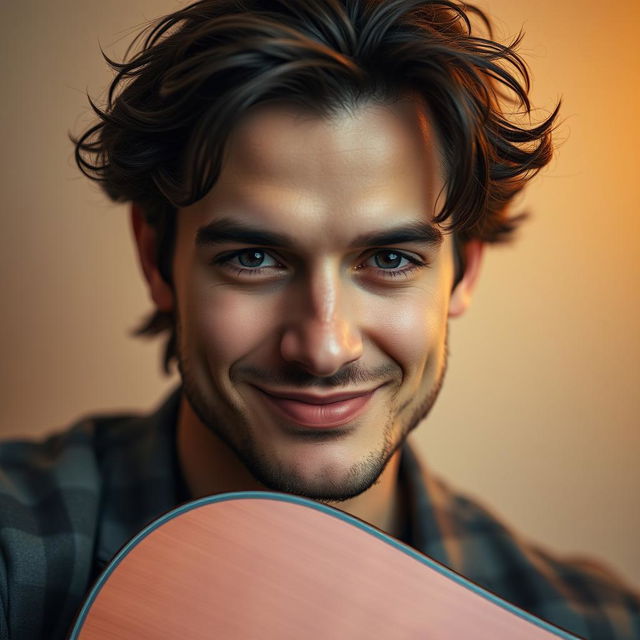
(176, 393, 406, 539)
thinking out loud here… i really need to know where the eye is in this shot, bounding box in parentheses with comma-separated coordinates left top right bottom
(369, 250, 409, 270)
(356, 249, 428, 281)
(235, 249, 277, 268)
(211, 248, 285, 277)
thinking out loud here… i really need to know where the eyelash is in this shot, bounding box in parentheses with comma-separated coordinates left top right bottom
(211, 249, 429, 280)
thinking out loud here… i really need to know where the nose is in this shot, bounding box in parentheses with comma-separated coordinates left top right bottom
(279, 268, 363, 377)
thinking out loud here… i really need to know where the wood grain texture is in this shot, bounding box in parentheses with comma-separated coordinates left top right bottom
(73, 496, 575, 639)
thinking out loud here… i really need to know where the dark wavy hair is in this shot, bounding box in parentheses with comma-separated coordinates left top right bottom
(72, 0, 559, 374)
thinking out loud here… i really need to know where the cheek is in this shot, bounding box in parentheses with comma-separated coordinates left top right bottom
(364, 284, 449, 371)
(182, 286, 279, 366)
(172, 228, 275, 368)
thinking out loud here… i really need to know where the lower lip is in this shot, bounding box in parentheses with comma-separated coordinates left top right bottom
(255, 389, 375, 429)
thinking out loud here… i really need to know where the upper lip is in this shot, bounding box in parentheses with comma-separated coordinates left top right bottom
(253, 386, 378, 405)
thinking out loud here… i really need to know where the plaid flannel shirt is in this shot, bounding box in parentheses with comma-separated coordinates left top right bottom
(1, 387, 638, 639)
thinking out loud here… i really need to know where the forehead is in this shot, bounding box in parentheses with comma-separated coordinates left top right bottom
(181, 97, 446, 244)
(227, 97, 439, 181)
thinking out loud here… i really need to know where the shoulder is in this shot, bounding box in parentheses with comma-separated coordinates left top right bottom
(435, 476, 640, 640)
(0, 407, 157, 640)
(0, 417, 103, 542)
(0, 407, 152, 514)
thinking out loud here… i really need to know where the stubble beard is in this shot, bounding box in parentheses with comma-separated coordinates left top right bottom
(176, 318, 449, 502)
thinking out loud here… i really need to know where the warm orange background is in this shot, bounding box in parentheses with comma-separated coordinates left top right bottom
(1, 1, 638, 585)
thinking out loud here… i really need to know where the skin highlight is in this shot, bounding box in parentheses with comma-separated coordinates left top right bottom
(132, 96, 483, 537)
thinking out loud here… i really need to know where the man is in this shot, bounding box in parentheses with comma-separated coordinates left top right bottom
(1, 0, 638, 638)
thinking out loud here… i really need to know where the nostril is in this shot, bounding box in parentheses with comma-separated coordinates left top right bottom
(279, 319, 363, 377)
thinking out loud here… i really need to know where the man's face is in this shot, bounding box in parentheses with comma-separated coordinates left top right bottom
(170, 97, 460, 501)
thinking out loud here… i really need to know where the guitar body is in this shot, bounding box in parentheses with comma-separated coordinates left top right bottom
(69, 492, 580, 639)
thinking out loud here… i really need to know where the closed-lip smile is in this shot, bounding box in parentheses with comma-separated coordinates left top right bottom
(251, 385, 381, 428)
(255, 387, 377, 404)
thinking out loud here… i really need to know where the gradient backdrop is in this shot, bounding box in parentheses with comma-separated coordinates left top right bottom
(1, 1, 638, 585)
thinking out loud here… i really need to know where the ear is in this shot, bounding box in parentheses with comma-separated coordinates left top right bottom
(130, 203, 174, 312)
(448, 239, 484, 318)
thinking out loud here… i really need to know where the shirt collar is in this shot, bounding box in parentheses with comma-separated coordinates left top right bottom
(399, 441, 461, 570)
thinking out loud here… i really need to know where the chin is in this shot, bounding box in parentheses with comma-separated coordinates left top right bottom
(243, 436, 399, 503)
(252, 465, 382, 503)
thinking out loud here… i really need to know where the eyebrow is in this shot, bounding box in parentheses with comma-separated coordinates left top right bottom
(195, 218, 443, 250)
(350, 222, 443, 249)
(195, 219, 292, 249)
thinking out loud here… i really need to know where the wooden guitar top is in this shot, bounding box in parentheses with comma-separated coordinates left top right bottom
(69, 492, 581, 639)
